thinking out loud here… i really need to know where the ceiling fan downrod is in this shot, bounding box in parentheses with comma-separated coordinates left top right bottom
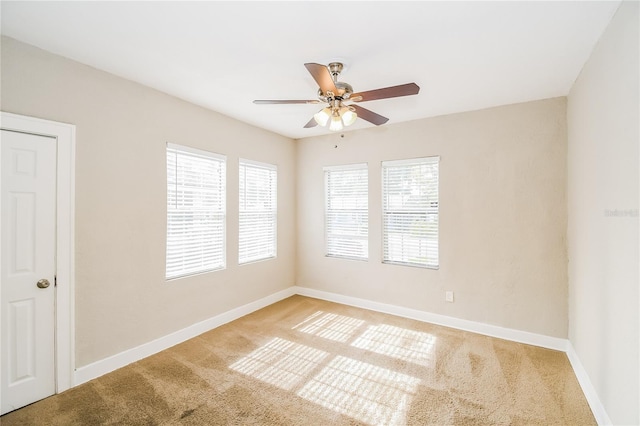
(328, 62, 343, 82)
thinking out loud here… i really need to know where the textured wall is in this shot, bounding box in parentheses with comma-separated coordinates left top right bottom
(1, 37, 297, 367)
(567, 1, 639, 424)
(296, 98, 568, 338)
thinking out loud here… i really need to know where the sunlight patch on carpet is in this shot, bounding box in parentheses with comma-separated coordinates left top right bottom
(351, 324, 437, 367)
(297, 355, 421, 425)
(292, 311, 365, 343)
(229, 337, 329, 391)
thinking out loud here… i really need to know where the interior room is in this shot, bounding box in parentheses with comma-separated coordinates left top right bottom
(0, 1, 637, 425)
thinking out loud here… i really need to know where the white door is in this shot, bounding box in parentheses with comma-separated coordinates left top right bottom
(1, 129, 57, 414)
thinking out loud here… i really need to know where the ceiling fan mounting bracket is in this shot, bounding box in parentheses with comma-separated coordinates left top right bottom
(328, 62, 344, 79)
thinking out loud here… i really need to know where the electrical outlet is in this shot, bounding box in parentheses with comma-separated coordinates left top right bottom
(445, 291, 454, 303)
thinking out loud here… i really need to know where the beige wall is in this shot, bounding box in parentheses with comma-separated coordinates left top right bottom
(296, 98, 568, 338)
(567, 2, 639, 424)
(1, 37, 297, 367)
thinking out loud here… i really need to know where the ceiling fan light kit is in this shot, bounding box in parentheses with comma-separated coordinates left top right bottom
(313, 100, 357, 131)
(253, 61, 420, 131)
(340, 106, 357, 126)
(314, 107, 332, 127)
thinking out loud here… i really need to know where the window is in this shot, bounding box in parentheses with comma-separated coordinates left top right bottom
(382, 157, 439, 268)
(239, 159, 277, 264)
(324, 164, 368, 260)
(166, 143, 226, 279)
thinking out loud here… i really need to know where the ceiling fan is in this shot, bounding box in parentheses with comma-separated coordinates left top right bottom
(253, 62, 420, 131)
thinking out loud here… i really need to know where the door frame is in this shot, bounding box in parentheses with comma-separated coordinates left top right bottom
(0, 111, 75, 399)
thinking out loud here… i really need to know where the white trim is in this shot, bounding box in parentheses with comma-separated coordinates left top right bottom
(0, 112, 76, 395)
(68, 284, 611, 425)
(293, 286, 614, 424)
(381, 155, 440, 167)
(239, 157, 277, 171)
(293, 286, 567, 351)
(74, 287, 296, 386)
(323, 162, 368, 172)
(166, 142, 226, 161)
(566, 342, 612, 426)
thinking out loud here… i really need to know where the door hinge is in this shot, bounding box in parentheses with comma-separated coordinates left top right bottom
(54, 275, 57, 287)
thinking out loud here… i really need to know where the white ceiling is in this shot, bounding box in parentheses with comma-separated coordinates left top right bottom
(1, 1, 620, 139)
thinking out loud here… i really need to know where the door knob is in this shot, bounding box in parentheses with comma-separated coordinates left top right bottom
(36, 279, 50, 289)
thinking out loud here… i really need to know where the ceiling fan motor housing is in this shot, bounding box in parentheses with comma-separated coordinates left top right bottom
(335, 82, 353, 99)
(319, 83, 353, 101)
(318, 62, 353, 100)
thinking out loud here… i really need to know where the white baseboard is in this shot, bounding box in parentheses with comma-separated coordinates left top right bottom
(565, 342, 613, 426)
(293, 286, 568, 351)
(73, 287, 296, 386)
(293, 286, 612, 425)
(72, 284, 610, 426)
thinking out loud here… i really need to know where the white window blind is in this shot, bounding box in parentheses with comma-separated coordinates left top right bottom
(166, 143, 226, 279)
(382, 157, 439, 269)
(239, 159, 277, 264)
(325, 164, 368, 260)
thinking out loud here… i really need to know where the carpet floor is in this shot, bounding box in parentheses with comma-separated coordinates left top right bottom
(1, 295, 596, 425)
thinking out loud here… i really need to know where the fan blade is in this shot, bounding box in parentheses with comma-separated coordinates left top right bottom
(350, 83, 420, 102)
(253, 99, 320, 104)
(351, 104, 389, 126)
(304, 117, 318, 128)
(304, 63, 338, 96)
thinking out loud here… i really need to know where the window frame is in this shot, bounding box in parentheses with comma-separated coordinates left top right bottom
(381, 156, 439, 269)
(238, 158, 278, 265)
(165, 142, 226, 280)
(324, 162, 369, 261)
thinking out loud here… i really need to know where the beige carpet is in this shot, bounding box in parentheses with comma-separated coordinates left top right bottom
(1, 295, 595, 425)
